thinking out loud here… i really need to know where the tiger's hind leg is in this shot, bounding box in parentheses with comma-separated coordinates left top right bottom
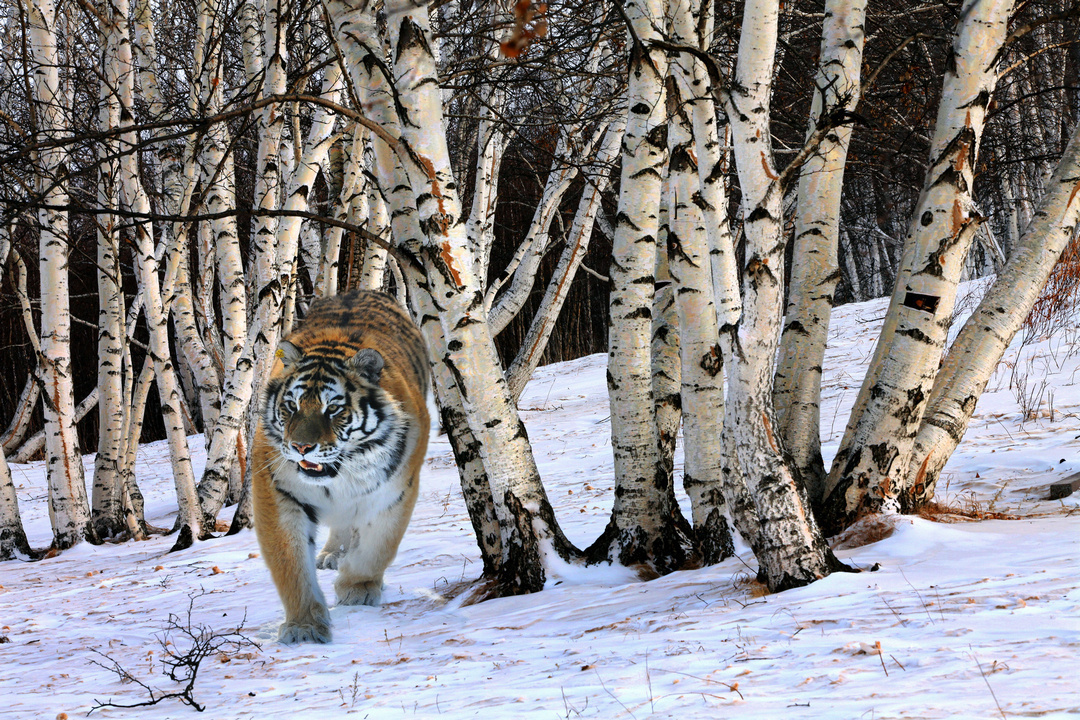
(334, 480, 419, 607)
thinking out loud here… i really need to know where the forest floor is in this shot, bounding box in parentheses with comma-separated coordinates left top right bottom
(2, 282, 1078, 719)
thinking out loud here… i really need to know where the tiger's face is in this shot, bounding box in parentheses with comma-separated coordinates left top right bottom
(262, 343, 400, 480)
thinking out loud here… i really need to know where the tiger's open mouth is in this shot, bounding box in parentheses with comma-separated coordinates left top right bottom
(296, 459, 337, 478)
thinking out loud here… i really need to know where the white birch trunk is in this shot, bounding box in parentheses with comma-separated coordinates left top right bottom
(324, 0, 576, 591)
(192, 0, 246, 378)
(821, 0, 1014, 534)
(0, 374, 40, 455)
(0, 233, 31, 558)
(111, 0, 203, 548)
(93, 2, 127, 538)
(665, 65, 733, 564)
(27, 0, 94, 549)
(464, 1, 507, 278)
(905, 123, 1080, 507)
(369, 111, 505, 577)
(725, 0, 842, 590)
(651, 198, 683, 538)
(590, 0, 690, 571)
(486, 124, 604, 335)
(317, 124, 367, 296)
(773, 0, 866, 504)
(358, 182, 391, 290)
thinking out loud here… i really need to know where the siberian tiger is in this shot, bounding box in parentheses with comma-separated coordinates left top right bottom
(252, 290, 430, 644)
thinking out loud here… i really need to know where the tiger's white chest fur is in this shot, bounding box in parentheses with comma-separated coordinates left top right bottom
(272, 417, 415, 530)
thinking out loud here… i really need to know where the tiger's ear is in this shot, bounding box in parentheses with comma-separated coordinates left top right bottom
(276, 340, 303, 368)
(350, 348, 384, 384)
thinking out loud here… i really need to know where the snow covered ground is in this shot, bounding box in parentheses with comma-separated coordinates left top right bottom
(2, 287, 1078, 719)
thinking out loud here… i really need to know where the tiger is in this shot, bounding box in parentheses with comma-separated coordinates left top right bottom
(252, 290, 430, 644)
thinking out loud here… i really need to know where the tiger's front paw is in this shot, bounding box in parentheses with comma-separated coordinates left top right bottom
(336, 579, 383, 607)
(278, 608, 331, 644)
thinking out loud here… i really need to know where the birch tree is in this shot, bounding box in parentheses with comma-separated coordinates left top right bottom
(587, 0, 692, 572)
(773, 0, 867, 504)
(905, 123, 1080, 508)
(0, 235, 32, 559)
(722, 0, 846, 590)
(25, 0, 95, 549)
(821, 0, 1015, 534)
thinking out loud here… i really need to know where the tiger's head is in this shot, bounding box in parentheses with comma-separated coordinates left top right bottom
(262, 341, 403, 481)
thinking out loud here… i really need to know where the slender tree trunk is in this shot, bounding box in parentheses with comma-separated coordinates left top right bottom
(113, 0, 203, 549)
(905, 123, 1080, 508)
(197, 60, 341, 528)
(485, 124, 604, 335)
(588, 0, 691, 573)
(27, 0, 95, 550)
(0, 233, 32, 559)
(325, 0, 577, 592)
(725, 0, 844, 591)
(192, 0, 246, 379)
(358, 175, 391, 290)
(0, 374, 40, 455)
(665, 66, 733, 564)
(821, 0, 1014, 535)
(773, 0, 867, 505)
(92, 3, 127, 539)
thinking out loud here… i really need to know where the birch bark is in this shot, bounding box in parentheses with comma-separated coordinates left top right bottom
(665, 69, 733, 563)
(26, 0, 94, 549)
(588, 0, 691, 572)
(905, 124, 1080, 508)
(773, 0, 866, 504)
(192, 0, 246, 378)
(0, 234, 31, 558)
(725, 0, 844, 590)
(110, 0, 203, 548)
(666, 0, 736, 563)
(93, 0, 128, 539)
(324, 0, 576, 592)
(197, 63, 342, 527)
(486, 122, 605, 335)
(390, 5, 577, 588)
(821, 0, 1014, 535)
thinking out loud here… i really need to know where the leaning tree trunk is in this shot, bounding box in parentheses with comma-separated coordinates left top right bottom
(821, 0, 1014, 535)
(725, 0, 845, 591)
(904, 122, 1080, 508)
(369, 112, 505, 578)
(389, 5, 578, 590)
(113, 0, 204, 549)
(27, 0, 95, 550)
(773, 0, 867, 505)
(325, 0, 577, 593)
(0, 236, 32, 559)
(505, 118, 624, 400)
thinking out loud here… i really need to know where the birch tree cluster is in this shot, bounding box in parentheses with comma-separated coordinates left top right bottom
(0, 0, 1077, 599)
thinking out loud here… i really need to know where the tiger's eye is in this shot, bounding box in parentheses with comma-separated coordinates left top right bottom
(283, 400, 298, 414)
(326, 404, 343, 416)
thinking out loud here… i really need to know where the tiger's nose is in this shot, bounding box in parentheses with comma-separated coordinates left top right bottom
(292, 442, 315, 455)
